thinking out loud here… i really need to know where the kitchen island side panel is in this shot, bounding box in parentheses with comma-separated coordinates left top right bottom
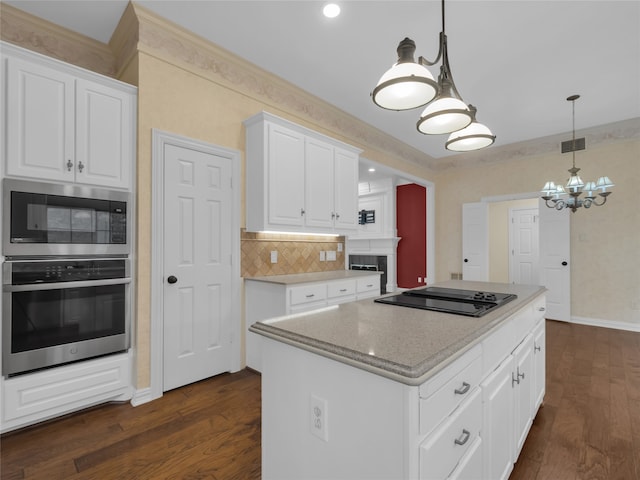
(261, 336, 417, 480)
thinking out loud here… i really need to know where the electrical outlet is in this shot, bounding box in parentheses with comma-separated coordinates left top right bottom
(310, 395, 328, 442)
(418, 277, 422, 283)
(326, 250, 337, 261)
(270, 251, 278, 264)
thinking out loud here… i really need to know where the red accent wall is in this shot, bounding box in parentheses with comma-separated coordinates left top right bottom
(396, 184, 427, 288)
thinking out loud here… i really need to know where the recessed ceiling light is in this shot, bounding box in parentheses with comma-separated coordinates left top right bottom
(323, 3, 341, 18)
(368, 168, 376, 172)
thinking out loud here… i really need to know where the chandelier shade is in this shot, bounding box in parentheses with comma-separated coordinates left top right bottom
(540, 95, 613, 212)
(371, 38, 439, 111)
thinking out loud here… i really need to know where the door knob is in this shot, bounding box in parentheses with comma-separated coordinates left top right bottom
(464, 259, 469, 263)
(167, 275, 178, 284)
(561, 261, 568, 266)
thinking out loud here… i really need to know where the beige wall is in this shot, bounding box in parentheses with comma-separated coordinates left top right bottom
(435, 140, 640, 326)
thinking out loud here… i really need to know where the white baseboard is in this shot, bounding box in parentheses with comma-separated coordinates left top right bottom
(130, 387, 158, 406)
(570, 315, 640, 332)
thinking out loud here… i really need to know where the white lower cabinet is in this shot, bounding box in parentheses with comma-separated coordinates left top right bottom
(258, 293, 546, 480)
(420, 388, 482, 479)
(420, 295, 546, 480)
(481, 355, 515, 480)
(1, 352, 132, 433)
(245, 273, 381, 371)
(480, 301, 546, 480)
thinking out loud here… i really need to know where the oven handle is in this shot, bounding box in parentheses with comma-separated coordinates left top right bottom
(4, 277, 131, 292)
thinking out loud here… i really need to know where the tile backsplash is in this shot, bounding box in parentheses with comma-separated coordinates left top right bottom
(241, 229, 345, 277)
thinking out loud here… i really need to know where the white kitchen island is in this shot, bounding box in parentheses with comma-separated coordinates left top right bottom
(250, 280, 546, 480)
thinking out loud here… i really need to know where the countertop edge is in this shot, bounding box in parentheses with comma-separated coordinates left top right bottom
(250, 286, 546, 385)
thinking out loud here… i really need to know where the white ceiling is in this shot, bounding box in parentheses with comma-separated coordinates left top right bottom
(5, 0, 640, 163)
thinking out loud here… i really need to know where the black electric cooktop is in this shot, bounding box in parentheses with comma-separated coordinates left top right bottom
(374, 287, 517, 317)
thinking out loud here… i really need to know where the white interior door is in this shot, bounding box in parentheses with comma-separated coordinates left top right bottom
(538, 199, 571, 321)
(509, 207, 539, 284)
(163, 143, 233, 391)
(462, 202, 489, 281)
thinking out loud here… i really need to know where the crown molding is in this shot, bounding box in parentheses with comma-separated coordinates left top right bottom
(432, 117, 640, 172)
(130, 3, 436, 173)
(0, 3, 115, 77)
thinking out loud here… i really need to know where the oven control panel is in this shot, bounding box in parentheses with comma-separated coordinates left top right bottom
(6, 259, 128, 285)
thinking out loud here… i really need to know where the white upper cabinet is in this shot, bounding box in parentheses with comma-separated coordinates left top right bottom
(3, 43, 136, 190)
(244, 111, 361, 234)
(267, 122, 306, 227)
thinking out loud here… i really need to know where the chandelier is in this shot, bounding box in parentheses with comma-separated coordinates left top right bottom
(371, 0, 495, 152)
(540, 95, 614, 212)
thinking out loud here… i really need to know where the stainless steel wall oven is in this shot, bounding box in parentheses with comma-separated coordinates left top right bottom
(3, 178, 129, 258)
(2, 258, 131, 376)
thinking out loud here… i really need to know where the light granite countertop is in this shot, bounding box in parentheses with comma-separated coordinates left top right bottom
(250, 280, 546, 385)
(245, 269, 382, 285)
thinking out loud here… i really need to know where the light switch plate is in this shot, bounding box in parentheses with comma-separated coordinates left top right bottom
(270, 250, 278, 263)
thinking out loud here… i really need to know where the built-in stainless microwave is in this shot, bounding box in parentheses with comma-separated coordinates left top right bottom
(2, 179, 130, 257)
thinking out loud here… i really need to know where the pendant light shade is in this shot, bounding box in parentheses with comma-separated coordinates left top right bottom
(445, 105, 496, 151)
(416, 78, 472, 134)
(372, 38, 439, 111)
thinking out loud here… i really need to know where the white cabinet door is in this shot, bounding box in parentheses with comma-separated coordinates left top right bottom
(305, 138, 334, 229)
(512, 334, 534, 460)
(462, 202, 488, 281)
(532, 320, 546, 410)
(267, 122, 305, 227)
(481, 355, 514, 480)
(6, 57, 75, 182)
(75, 79, 132, 189)
(334, 148, 359, 231)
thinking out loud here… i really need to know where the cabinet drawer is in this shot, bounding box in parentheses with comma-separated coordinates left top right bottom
(3, 353, 130, 424)
(447, 437, 482, 480)
(420, 348, 482, 436)
(533, 295, 546, 324)
(356, 276, 379, 294)
(420, 388, 482, 480)
(289, 284, 327, 306)
(327, 280, 356, 299)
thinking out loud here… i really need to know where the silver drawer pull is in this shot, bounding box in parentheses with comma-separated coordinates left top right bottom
(305, 294, 315, 298)
(366, 284, 374, 287)
(454, 429, 470, 446)
(340, 288, 347, 292)
(518, 368, 525, 380)
(538, 307, 546, 312)
(454, 382, 470, 395)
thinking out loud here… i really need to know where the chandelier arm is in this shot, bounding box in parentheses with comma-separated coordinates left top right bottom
(590, 196, 608, 207)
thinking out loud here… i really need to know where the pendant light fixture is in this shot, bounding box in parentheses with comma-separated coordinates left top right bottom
(540, 95, 613, 212)
(371, 0, 495, 151)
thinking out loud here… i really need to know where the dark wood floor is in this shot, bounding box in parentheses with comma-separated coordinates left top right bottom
(1, 320, 639, 480)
